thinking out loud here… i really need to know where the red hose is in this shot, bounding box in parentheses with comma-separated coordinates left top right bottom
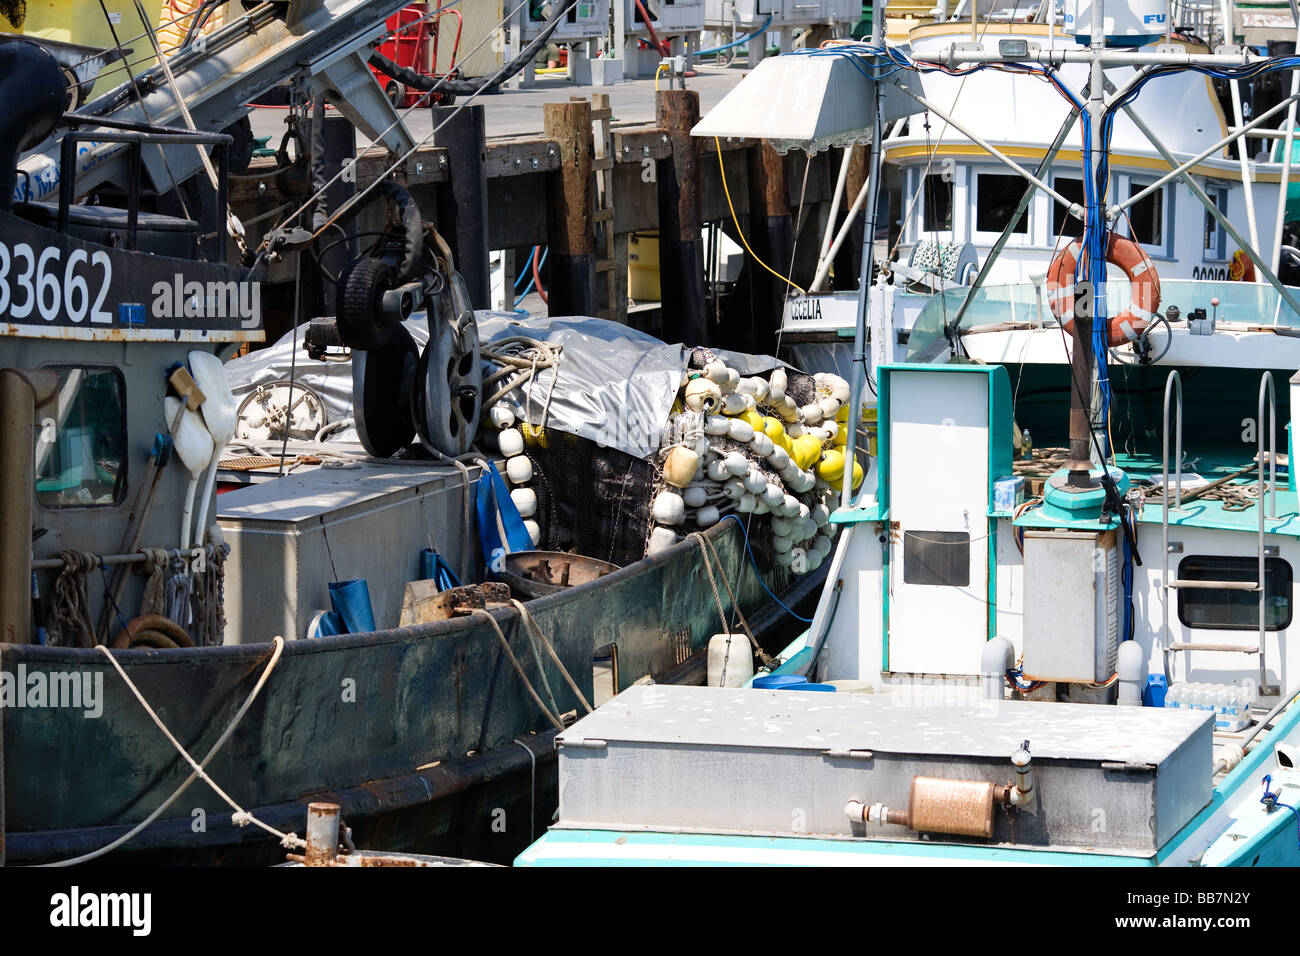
(635, 0, 671, 56)
(532, 243, 548, 304)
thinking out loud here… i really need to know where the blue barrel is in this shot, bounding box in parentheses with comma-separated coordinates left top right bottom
(782, 682, 836, 692)
(752, 675, 807, 690)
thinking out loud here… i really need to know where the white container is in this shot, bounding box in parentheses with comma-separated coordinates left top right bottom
(707, 633, 754, 688)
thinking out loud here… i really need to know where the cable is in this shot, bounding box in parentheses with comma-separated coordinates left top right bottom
(714, 137, 806, 295)
(532, 241, 549, 304)
(721, 514, 813, 623)
(697, 15, 771, 57)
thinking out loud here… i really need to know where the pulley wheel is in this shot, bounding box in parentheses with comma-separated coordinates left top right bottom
(354, 320, 419, 457)
(415, 279, 481, 457)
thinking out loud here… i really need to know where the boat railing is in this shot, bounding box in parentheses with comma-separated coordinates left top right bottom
(1159, 369, 1280, 696)
(54, 118, 232, 257)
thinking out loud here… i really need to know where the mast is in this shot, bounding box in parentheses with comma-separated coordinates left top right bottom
(1067, 0, 1107, 487)
(840, 0, 885, 510)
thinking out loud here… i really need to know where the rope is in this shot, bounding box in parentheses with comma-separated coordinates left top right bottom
(52, 551, 98, 648)
(689, 532, 776, 669)
(481, 336, 563, 429)
(511, 599, 594, 714)
(40, 636, 291, 866)
(471, 609, 564, 730)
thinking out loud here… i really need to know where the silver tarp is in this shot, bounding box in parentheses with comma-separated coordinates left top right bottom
(224, 312, 784, 460)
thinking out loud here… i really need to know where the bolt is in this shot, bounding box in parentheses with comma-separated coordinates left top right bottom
(515, 158, 521, 166)
(642, 145, 650, 157)
(416, 161, 424, 174)
(531, 157, 539, 169)
(257, 181, 266, 195)
(439, 156, 447, 166)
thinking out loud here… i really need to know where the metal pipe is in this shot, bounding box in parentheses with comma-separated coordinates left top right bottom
(1272, 18, 1300, 271)
(304, 802, 341, 866)
(1258, 371, 1277, 695)
(0, 370, 58, 645)
(1124, 104, 1300, 321)
(842, 43, 884, 512)
(1161, 370, 1182, 683)
(812, 147, 854, 290)
(1220, 0, 1262, 257)
(1110, 93, 1300, 216)
(897, 84, 1083, 217)
(810, 170, 872, 293)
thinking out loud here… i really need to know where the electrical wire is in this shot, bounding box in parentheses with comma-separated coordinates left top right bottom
(714, 137, 807, 295)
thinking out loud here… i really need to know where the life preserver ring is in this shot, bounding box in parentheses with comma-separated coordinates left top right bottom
(1046, 235, 1160, 348)
(1229, 249, 1256, 282)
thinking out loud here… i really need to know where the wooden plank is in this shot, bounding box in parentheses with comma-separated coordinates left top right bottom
(613, 126, 672, 163)
(484, 137, 561, 178)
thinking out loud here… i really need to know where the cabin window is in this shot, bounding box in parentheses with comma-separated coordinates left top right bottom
(35, 367, 127, 509)
(974, 173, 1028, 235)
(1127, 179, 1169, 251)
(1176, 555, 1291, 631)
(1052, 177, 1085, 236)
(902, 530, 970, 587)
(1203, 188, 1228, 261)
(922, 173, 953, 233)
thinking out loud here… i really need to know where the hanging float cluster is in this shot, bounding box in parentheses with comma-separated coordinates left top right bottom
(487, 403, 543, 547)
(647, 352, 861, 574)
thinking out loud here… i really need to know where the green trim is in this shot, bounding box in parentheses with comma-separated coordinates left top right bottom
(517, 828, 1156, 867)
(874, 363, 1015, 670)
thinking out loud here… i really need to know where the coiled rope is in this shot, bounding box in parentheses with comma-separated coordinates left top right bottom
(481, 336, 563, 430)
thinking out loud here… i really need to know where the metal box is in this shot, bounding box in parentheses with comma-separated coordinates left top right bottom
(1022, 530, 1119, 683)
(555, 685, 1212, 855)
(217, 462, 479, 643)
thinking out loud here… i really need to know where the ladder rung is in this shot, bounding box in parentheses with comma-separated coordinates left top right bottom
(593, 158, 614, 171)
(595, 259, 617, 272)
(1166, 579, 1260, 591)
(593, 208, 614, 221)
(591, 108, 612, 121)
(1167, 643, 1261, 654)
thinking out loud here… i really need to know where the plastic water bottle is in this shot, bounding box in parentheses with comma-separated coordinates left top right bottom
(1165, 684, 1183, 709)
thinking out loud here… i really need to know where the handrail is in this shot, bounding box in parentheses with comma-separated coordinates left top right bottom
(1257, 371, 1278, 695)
(1160, 370, 1183, 682)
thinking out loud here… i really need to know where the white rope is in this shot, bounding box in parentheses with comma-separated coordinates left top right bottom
(39, 635, 294, 866)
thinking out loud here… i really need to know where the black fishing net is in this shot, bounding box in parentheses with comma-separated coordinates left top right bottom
(524, 432, 656, 567)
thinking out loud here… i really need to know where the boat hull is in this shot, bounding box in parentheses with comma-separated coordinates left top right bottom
(2, 521, 821, 865)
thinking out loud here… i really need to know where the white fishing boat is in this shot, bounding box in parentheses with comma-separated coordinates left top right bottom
(517, 0, 1300, 867)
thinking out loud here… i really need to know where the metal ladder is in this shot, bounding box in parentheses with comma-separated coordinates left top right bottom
(1160, 370, 1279, 695)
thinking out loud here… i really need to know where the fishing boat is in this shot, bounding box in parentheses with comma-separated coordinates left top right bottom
(0, 0, 836, 866)
(518, 0, 1300, 867)
(764, 5, 1300, 470)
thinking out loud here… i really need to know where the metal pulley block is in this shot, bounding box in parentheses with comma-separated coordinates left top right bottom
(413, 270, 481, 458)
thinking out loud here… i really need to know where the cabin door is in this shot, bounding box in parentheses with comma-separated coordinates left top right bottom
(885, 370, 991, 676)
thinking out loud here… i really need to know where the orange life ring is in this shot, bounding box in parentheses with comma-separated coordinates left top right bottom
(1046, 235, 1160, 348)
(1229, 249, 1255, 282)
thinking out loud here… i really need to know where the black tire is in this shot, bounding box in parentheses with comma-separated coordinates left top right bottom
(337, 256, 396, 351)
